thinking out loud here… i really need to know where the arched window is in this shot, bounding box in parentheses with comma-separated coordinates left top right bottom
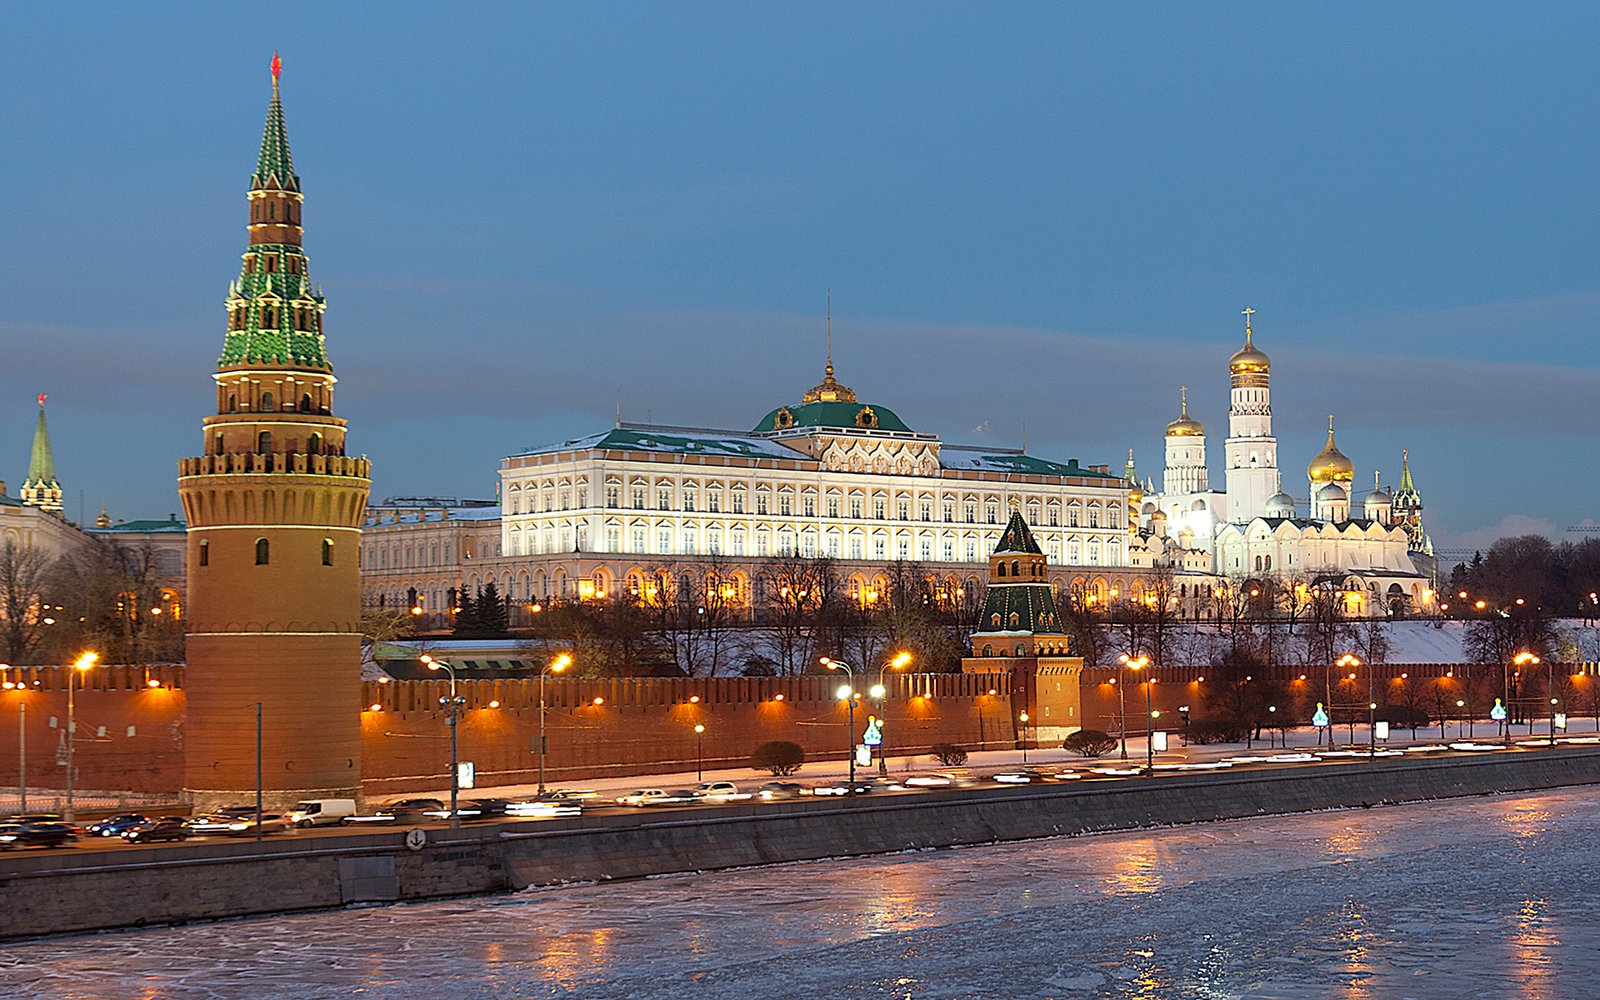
(260, 391, 275, 412)
(997, 563, 1006, 578)
(227, 393, 237, 413)
(254, 538, 270, 565)
(299, 393, 312, 413)
(407, 587, 418, 607)
(257, 431, 272, 454)
(1012, 560, 1020, 576)
(322, 539, 333, 566)
(198, 540, 209, 567)
(983, 644, 993, 657)
(309, 433, 322, 454)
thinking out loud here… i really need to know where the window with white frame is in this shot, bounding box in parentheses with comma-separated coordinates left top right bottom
(826, 495, 840, 518)
(780, 491, 793, 517)
(683, 487, 697, 511)
(657, 528, 671, 554)
(605, 484, 620, 508)
(657, 486, 671, 511)
(850, 535, 864, 560)
(732, 488, 745, 514)
(873, 537, 887, 559)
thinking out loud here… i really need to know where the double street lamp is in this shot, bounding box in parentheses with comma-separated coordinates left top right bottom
(420, 655, 464, 828)
(538, 653, 573, 795)
(819, 657, 859, 792)
(1511, 651, 1539, 746)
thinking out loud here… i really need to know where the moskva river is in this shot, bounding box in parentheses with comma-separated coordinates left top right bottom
(3, 788, 1594, 998)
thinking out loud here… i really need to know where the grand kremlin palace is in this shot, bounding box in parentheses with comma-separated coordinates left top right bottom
(361, 358, 1140, 619)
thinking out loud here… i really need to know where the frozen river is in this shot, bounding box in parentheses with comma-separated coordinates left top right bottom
(3, 788, 1598, 999)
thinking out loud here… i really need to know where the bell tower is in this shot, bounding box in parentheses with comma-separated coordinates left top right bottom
(177, 55, 371, 810)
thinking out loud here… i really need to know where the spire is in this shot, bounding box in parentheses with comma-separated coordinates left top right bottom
(993, 508, 1044, 555)
(1397, 448, 1417, 493)
(1180, 385, 1189, 418)
(20, 394, 63, 514)
(253, 52, 299, 193)
(825, 289, 833, 380)
(1124, 448, 1138, 485)
(96, 501, 111, 529)
(801, 292, 856, 404)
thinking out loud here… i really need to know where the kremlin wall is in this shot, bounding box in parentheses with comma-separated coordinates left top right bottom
(1, 659, 1578, 802)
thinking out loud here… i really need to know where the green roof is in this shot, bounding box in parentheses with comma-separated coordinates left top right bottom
(26, 402, 55, 484)
(252, 82, 299, 193)
(90, 518, 187, 534)
(993, 509, 1044, 555)
(940, 450, 1119, 479)
(520, 426, 806, 461)
(978, 575, 1064, 636)
(753, 400, 913, 434)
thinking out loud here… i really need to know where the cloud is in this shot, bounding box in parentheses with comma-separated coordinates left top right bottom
(1438, 514, 1561, 556)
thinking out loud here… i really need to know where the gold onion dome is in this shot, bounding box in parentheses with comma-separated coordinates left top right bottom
(1307, 416, 1355, 484)
(1229, 325, 1270, 374)
(1165, 386, 1205, 437)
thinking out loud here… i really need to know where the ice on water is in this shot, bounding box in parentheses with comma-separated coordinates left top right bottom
(1, 789, 1595, 998)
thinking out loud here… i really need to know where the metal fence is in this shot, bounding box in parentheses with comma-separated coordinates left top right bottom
(0, 789, 182, 817)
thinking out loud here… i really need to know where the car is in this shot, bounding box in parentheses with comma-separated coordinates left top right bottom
(810, 780, 880, 796)
(992, 768, 1060, 784)
(692, 781, 750, 802)
(466, 798, 514, 817)
(755, 782, 807, 800)
(505, 799, 582, 818)
(284, 798, 357, 828)
(617, 788, 671, 806)
(0, 822, 75, 850)
(192, 811, 293, 836)
(541, 788, 602, 801)
(121, 817, 193, 844)
(85, 813, 150, 837)
(903, 772, 958, 787)
(341, 798, 449, 826)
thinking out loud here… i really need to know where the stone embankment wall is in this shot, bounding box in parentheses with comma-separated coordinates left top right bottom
(5, 748, 1600, 941)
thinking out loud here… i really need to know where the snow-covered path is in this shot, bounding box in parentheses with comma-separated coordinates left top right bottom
(3, 788, 1595, 998)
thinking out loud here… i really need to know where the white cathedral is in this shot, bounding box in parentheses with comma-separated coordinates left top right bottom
(1132, 310, 1437, 617)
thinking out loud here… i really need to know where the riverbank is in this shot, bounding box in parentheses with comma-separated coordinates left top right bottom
(4, 746, 1600, 941)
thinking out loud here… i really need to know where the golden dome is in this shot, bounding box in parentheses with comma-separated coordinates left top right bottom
(1229, 325, 1270, 375)
(1165, 385, 1205, 437)
(1307, 416, 1354, 484)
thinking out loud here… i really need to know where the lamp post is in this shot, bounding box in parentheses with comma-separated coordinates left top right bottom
(693, 724, 705, 780)
(820, 658, 857, 792)
(1018, 711, 1029, 765)
(870, 651, 911, 777)
(1512, 651, 1539, 747)
(536, 653, 572, 795)
(420, 655, 464, 829)
(1333, 653, 1361, 751)
(64, 652, 97, 823)
(1116, 654, 1147, 761)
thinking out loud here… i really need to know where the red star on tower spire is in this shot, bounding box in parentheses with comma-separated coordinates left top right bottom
(271, 51, 281, 94)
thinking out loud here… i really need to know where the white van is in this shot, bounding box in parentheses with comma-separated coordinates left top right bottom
(286, 799, 358, 828)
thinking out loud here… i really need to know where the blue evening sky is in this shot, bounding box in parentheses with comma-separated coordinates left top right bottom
(2, 3, 1596, 556)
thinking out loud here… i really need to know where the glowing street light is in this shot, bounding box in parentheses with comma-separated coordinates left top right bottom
(1511, 651, 1540, 745)
(538, 652, 573, 795)
(64, 652, 98, 822)
(1116, 654, 1149, 761)
(693, 723, 706, 781)
(820, 657, 859, 791)
(420, 655, 465, 828)
(868, 650, 912, 777)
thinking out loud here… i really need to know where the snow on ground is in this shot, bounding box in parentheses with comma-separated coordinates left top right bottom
(2, 787, 1598, 998)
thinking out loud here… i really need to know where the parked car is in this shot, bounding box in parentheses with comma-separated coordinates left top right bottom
(285, 798, 357, 828)
(121, 817, 193, 844)
(617, 789, 671, 807)
(85, 813, 149, 837)
(0, 822, 76, 850)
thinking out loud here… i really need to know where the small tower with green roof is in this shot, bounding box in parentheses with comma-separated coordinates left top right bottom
(19, 394, 63, 515)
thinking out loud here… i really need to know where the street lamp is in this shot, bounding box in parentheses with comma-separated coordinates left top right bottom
(1512, 651, 1539, 746)
(1018, 711, 1030, 765)
(1334, 653, 1361, 751)
(420, 655, 464, 828)
(693, 724, 705, 780)
(538, 652, 572, 795)
(1117, 654, 1148, 762)
(65, 652, 97, 822)
(871, 650, 912, 777)
(820, 657, 858, 792)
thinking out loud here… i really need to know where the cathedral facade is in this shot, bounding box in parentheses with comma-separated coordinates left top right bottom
(1136, 311, 1436, 616)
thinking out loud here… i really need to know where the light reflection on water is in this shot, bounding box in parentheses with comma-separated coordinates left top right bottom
(2, 789, 1599, 999)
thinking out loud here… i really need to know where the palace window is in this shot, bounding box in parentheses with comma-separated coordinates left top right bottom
(965, 540, 977, 562)
(986, 501, 998, 524)
(873, 537, 887, 560)
(605, 485, 620, 508)
(631, 485, 645, 508)
(756, 491, 769, 516)
(683, 487, 697, 512)
(826, 496, 840, 519)
(779, 492, 793, 517)
(1069, 507, 1080, 528)
(943, 540, 954, 561)
(965, 502, 976, 524)
(897, 499, 909, 520)
(850, 497, 863, 519)
(255, 538, 270, 565)
(943, 501, 955, 522)
(1088, 507, 1100, 529)
(874, 498, 886, 519)
(921, 500, 932, 522)
(658, 529, 672, 554)
(631, 526, 646, 552)
(605, 526, 620, 551)
(708, 488, 721, 513)
(803, 494, 816, 517)
(920, 539, 932, 561)
(850, 535, 864, 560)
(658, 487, 671, 511)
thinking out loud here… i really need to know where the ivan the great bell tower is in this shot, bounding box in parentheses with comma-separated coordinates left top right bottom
(178, 56, 371, 809)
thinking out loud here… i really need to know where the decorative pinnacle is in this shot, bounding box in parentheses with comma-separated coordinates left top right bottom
(1241, 305, 1255, 332)
(37, 392, 46, 408)
(271, 51, 281, 96)
(824, 289, 834, 379)
(1179, 384, 1189, 417)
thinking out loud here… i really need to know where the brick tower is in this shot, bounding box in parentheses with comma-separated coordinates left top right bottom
(178, 55, 371, 810)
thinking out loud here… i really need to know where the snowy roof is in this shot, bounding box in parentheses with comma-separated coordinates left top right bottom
(515, 425, 808, 462)
(368, 507, 503, 526)
(940, 448, 1120, 480)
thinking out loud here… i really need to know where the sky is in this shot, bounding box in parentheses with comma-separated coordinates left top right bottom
(2, 3, 1597, 558)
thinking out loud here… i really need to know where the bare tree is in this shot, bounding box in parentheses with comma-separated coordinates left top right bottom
(0, 540, 53, 663)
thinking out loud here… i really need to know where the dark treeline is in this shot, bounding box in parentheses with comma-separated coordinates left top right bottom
(0, 539, 184, 666)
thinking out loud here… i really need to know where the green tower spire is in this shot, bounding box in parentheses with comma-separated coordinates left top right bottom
(218, 54, 329, 372)
(20, 393, 63, 514)
(252, 52, 299, 193)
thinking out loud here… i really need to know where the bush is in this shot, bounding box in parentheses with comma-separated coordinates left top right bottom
(931, 743, 969, 767)
(1062, 729, 1117, 757)
(751, 740, 805, 776)
(1186, 719, 1250, 744)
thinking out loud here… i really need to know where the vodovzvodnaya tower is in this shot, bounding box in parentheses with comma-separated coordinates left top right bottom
(177, 55, 371, 810)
